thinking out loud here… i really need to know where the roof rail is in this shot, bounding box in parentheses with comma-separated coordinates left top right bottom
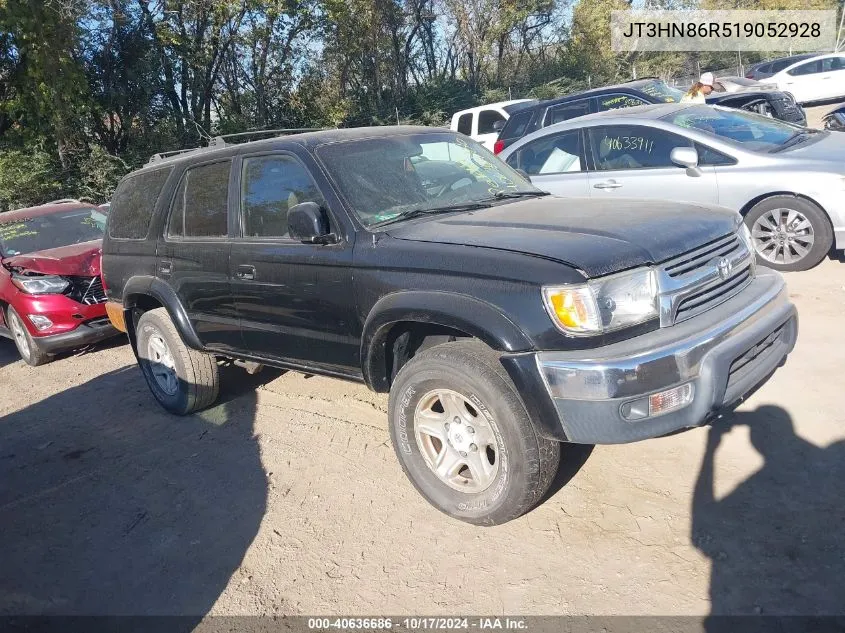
(145, 128, 330, 166)
(45, 198, 82, 205)
(207, 128, 329, 148)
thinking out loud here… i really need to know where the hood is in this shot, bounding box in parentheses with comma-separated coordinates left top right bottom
(2, 240, 102, 276)
(780, 131, 845, 164)
(386, 197, 740, 277)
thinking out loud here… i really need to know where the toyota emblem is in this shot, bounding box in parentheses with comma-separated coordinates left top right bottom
(717, 257, 733, 280)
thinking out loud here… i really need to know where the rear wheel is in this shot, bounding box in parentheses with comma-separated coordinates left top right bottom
(388, 340, 560, 526)
(745, 196, 832, 272)
(135, 308, 219, 415)
(6, 306, 52, 367)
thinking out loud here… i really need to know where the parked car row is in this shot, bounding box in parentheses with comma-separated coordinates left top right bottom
(747, 52, 845, 104)
(499, 103, 845, 272)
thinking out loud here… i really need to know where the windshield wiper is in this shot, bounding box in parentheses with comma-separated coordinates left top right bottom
(368, 201, 494, 229)
(491, 190, 549, 200)
(772, 129, 819, 152)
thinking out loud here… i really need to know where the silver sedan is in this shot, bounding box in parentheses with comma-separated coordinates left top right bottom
(499, 103, 845, 271)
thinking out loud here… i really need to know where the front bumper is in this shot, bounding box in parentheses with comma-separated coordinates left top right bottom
(502, 268, 797, 444)
(32, 317, 120, 355)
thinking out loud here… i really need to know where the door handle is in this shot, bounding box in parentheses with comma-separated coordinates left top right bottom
(236, 265, 256, 281)
(593, 180, 623, 190)
(158, 260, 172, 276)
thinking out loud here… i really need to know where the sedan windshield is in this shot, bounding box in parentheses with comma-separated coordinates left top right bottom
(0, 208, 107, 256)
(662, 106, 803, 151)
(315, 132, 541, 228)
(638, 79, 684, 103)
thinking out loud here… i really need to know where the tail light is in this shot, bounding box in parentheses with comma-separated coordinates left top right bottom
(745, 73, 754, 79)
(493, 139, 505, 155)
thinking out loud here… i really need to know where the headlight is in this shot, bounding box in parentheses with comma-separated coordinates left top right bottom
(739, 223, 753, 252)
(542, 268, 658, 336)
(11, 274, 70, 295)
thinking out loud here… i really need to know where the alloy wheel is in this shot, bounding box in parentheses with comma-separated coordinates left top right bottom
(7, 310, 31, 361)
(414, 388, 500, 493)
(147, 331, 179, 396)
(751, 208, 815, 266)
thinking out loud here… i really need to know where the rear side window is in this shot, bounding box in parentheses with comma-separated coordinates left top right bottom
(545, 100, 590, 126)
(457, 113, 472, 136)
(108, 168, 172, 240)
(167, 161, 231, 238)
(757, 62, 772, 73)
(508, 131, 583, 175)
(499, 110, 533, 140)
(478, 109, 505, 134)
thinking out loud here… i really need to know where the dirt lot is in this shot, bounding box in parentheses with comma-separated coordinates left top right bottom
(1, 254, 843, 618)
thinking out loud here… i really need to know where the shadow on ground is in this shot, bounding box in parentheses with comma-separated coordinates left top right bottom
(0, 363, 280, 618)
(0, 339, 20, 368)
(693, 405, 845, 618)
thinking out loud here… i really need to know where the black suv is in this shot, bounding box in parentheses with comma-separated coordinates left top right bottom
(102, 126, 798, 525)
(494, 78, 806, 154)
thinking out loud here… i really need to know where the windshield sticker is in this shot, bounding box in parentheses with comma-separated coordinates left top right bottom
(601, 95, 645, 109)
(0, 221, 37, 242)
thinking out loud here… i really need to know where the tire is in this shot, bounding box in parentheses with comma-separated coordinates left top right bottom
(745, 196, 833, 272)
(135, 307, 219, 415)
(6, 306, 53, 367)
(388, 340, 560, 526)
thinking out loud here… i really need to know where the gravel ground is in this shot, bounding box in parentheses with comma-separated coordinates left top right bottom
(2, 257, 844, 617)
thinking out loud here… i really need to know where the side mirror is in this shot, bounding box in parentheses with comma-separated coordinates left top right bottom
(288, 201, 336, 244)
(670, 146, 700, 174)
(492, 120, 506, 132)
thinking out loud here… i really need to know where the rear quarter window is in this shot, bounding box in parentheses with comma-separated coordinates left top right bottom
(499, 110, 533, 140)
(108, 168, 173, 240)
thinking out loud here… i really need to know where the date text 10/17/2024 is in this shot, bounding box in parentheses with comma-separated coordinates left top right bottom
(307, 618, 528, 631)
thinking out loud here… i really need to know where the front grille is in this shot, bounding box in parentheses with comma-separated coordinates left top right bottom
(664, 233, 743, 278)
(675, 267, 752, 322)
(65, 276, 107, 305)
(659, 232, 754, 326)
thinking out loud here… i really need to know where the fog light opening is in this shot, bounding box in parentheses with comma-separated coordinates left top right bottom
(27, 314, 54, 331)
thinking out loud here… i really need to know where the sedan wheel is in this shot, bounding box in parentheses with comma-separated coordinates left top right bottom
(8, 309, 31, 362)
(745, 196, 833, 272)
(751, 208, 814, 267)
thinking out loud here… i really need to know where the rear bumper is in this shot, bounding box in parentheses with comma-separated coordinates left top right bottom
(502, 269, 797, 444)
(32, 317, 120, 354)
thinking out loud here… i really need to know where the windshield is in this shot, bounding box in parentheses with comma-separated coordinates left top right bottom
(662, 106, 804, 152)
(0, 208, 107, 256)
(638, 80, 684, 103)
(315, 132, 540, 228)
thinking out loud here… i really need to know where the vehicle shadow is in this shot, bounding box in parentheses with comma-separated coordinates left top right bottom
(692, 405, 845, 619)
(539, 443, 595, 505)
(0, 362, 280, 620)
(0, 339, 19, 368)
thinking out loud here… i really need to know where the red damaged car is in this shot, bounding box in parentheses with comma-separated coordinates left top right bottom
(0, 201, 119, 366)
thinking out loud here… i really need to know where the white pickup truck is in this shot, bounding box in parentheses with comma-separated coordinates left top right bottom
(450, 100, 533, 151)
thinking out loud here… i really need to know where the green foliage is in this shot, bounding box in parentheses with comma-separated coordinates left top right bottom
(0, 147, 63, 210)
(0, 0, 826, 208)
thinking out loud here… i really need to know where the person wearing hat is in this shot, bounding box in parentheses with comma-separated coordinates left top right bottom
(682, 72, 715, 103)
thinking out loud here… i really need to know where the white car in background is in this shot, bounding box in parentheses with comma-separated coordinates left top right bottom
(768, 53, 845, 104)
(450, 100, 534, 151)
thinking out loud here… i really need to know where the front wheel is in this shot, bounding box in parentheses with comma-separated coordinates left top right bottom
(745, 196, 833, 272)
(388, 341, 560, 526)
(6, 306, 53, 367)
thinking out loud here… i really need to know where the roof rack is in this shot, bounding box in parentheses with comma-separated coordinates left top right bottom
(146, 128, 330, 166)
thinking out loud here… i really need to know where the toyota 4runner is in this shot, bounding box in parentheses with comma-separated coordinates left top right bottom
(102, 127, 798, 525)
